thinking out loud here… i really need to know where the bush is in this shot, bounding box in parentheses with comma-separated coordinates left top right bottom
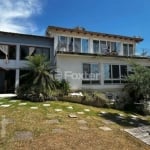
(53, 79, 70, 96)
(81, 91, 111, 108)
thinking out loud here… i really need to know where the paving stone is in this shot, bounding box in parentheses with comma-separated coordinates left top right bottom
(14, 131, 33, 141)
(66, 106, 73, 109)
(99, 126, 112, 131)
(10, 100, 18, 103)
(52, 128, 64, 133)
(130, 114, 138, 118)
(102, 119, 115, 125)
(55, 109, 63, 112)
(116, 115, 124, 120)
(79, 126, 89, 130)
(43, 104, 50, 107)
(68, 113, 78, 118)
(119, 113, 125, 117)
(18, 103, 27, 106)
(77, 112, 85, 115)
(100, 111, 107, 114)
(30, 107, 38, 109)
(77, 120, 87, 124)
(124, 125, 150, 145)
(1, 104, 11, 107)
(129, 121, 134, 125)
(46, 119, 59, 124)
(84, 109, 90, 112)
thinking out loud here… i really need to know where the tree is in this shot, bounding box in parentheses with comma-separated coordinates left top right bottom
(124, 63, 150, 114)
(17, 54, 55, 101)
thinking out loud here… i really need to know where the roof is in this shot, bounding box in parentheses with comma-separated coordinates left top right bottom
(47, 26, 143, 43)
(56, 51, 150, 60)
(0, 31, 51, 39)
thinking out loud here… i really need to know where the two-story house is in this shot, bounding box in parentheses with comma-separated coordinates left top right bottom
(0, 26, 149, 93)
(46, 26, 150, 91)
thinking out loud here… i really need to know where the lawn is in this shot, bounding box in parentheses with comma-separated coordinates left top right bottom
(0, 98, 150, 150)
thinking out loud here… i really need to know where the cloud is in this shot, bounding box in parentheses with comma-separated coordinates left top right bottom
(0, 0, 42, 33)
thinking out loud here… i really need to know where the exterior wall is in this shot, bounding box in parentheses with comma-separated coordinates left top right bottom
(0, 33, 53, 93)
(56, 54, 150, 90)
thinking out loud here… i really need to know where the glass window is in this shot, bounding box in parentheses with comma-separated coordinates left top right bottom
(123, 44, 128, 56)
(104, 64, 111, 79)
(68, 37, 73, 52)
(91, 64, 99, 79)
(111, 42, 116, 52)
(104, 64, 128, 84)
(100, 41, 107, 54)
(129, 44, 134, 56)
(83, 63, 90, 79)
(116, 42, 121, 53)
(20, 46, 29, 60)
(121, 65, 127, 78)
(112, 65, 119, 79)
(93, 40, 99, 53)
(58, 36, 67, 51)
(74, 38, 81, 52)
(8, 45, 16, 59)
(35, 47, 50, 59)
(82, 39, 88, 53)
(82, 63, 100, 84)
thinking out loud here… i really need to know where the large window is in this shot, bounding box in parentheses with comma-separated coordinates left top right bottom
(0, 44, 16, 60)
(58, 36, 89, 53)
(20, 46, 50, 60)
(82, 63, 100, 84)
(123, 44, 134, 56)
(104, 64, 128, 84)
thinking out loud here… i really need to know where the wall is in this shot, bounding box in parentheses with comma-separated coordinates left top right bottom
(56, 54, 150, 90)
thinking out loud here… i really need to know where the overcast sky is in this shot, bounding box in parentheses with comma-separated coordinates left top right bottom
(0, 0, 150, 54)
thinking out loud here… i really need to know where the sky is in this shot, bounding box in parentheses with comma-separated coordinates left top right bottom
(0, 0, 150, 55)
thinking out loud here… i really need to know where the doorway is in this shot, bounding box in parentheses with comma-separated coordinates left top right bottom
(0, 69, 15, 93)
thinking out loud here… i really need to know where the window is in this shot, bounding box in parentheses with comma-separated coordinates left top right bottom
(100, 41, 107, 54)
(123, 44, 134, 56)
(93, 40, 99, 53)
(20, 46, 29, 60)
(68, 37, 73, 52)
(129, 44, 134, 56)
(20, 46, 50, 60)
(82, 39, 88, 53)
(0, 44, 16, 60)
(82, 63, 100, 84)
(8, 45, 16, 59)
(74, 38, 81, 52)
(58, 36, 67, 51)
(104, 64, 128, 84)
(34, 47, 50, 59)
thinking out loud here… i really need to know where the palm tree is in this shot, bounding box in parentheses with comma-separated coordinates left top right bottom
(17, 54, 55, 101)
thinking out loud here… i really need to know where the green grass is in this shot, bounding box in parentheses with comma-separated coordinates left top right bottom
(0, 98, 150, 150)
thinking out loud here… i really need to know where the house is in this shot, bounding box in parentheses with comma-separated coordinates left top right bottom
(46, 26, 150, 91)
(0, 31, 53, 93)
(0, 26, 149, 93)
